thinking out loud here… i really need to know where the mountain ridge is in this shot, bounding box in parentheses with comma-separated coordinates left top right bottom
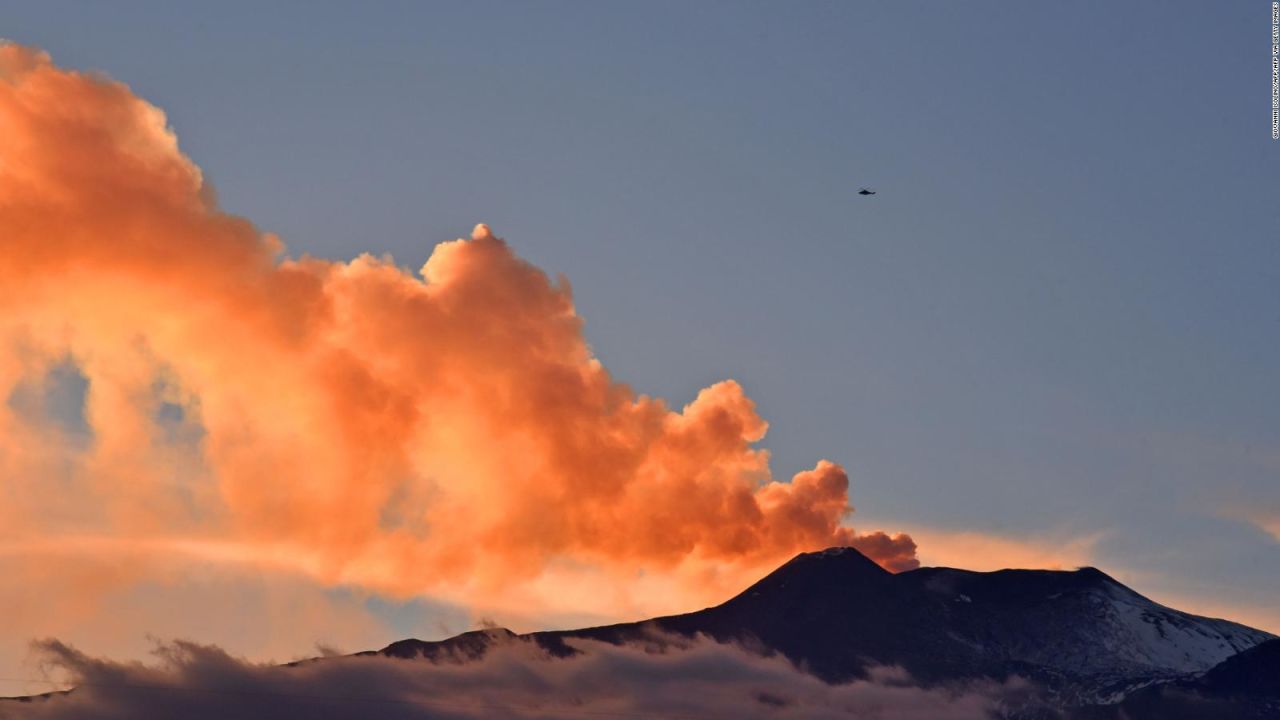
(381, 546, 1275, 710)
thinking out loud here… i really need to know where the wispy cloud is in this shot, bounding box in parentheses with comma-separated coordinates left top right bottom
(1221, 507, 1280, 543)
(903, 528, 1103, 571)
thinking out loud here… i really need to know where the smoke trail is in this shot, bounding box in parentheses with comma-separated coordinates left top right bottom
(0, 44, 915, 617)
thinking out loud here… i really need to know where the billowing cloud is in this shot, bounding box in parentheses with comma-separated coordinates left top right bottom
(0, 636, 1025, 720)
(0, 41, 914, 632)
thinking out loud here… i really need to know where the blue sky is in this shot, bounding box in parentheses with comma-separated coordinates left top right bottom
(5, 0, 1278, 634)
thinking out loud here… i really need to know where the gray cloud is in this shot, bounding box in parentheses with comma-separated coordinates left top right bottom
(1, 635, 1031, 720)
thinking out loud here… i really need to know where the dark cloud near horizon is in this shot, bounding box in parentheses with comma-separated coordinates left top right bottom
(1, 635, 1029, 720)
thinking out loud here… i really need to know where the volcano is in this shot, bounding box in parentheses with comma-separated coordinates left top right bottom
(381, 546, 1275, 713)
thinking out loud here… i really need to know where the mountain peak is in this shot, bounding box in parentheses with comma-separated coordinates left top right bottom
(781, 545, 893, 576)
(1073, 565, 1119, 582)
(382, 627, 516, 661)
(730, 545, 891, 602)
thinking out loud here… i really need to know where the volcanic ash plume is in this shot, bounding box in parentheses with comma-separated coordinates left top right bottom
(0, 44, 916, 613)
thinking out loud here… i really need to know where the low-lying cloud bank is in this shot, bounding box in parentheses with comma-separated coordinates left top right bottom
(2, 636, 1029, 720)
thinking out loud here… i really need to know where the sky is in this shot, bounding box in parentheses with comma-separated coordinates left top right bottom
(1, 0, 1278, 693)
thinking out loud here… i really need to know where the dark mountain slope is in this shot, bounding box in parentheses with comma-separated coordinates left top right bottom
(382, 546, 1273, 707)
(1073, 639, 1280, 719)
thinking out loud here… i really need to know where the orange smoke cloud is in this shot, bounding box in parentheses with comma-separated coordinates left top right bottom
(0, 45, 915, 612)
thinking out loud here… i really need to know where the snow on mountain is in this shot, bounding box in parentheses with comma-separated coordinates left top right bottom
(1097, 579, 1270, 672)
(908, 564, 1272, 683)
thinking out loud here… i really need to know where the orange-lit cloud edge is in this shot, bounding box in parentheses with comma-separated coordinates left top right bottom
(0, 42, 918, 625)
